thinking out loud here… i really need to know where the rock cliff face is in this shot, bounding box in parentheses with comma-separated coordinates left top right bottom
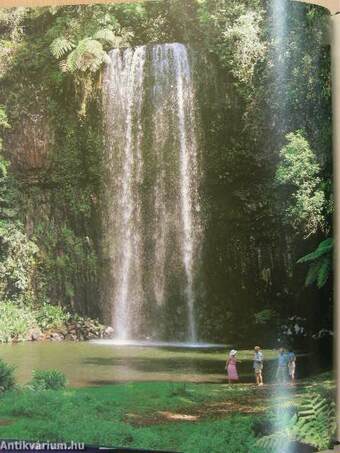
(2, 87, 103, 321)
(7, 112, 53, 174)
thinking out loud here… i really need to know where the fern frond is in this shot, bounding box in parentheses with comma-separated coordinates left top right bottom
(256, 430, 293, 451)
(298, 238, 333, 288)
(58, 59, 68, 73)
(65, 39, 106, 73)
(297, 238, 333, 263)
(50, 37, 74, 59)
(93, 28, 120, 46)
(305, 261, 321, 287)
(317, 257, 331, 288)
(293, 394, 336, 450)
(257, 395, 336, 452)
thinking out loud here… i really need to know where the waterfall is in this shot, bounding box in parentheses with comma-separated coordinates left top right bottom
(102, 43, 202, 342)
(102, 47, 146, 340)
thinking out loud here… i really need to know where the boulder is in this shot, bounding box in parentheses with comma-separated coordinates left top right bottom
(103, 326, 114, 338)
(86, 332, 98, 340)
(64, 333, 77, 342)
(27, 328, 43, 342)
(50, 332, 64, 342)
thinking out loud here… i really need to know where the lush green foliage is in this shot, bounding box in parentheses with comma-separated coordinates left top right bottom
(276, 131, 332, 292)
(0, 222, 38, 302)
(0, 359, 15, 392)
(0, 372, 334, 452)
(256, 409, 297, 451)
(254, 309, 278, 326)
(0, 106, 10, 152)
(276, 131, 327, 237)
(298, 238, 333, 288)
(0, 300, 102, 343)
(0, 117, 39, 305)
(51, 29, 120, 73)
(0, 302, 35, 343)
(34, 303, 70, 331)
(0, 381, 264, 452)
(220, 11, 266, 87)
(29, 369, 67, 391)
(294, 394, 336, 450)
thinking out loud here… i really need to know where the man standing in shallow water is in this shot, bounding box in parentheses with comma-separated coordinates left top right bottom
(254, 346, 264, 386)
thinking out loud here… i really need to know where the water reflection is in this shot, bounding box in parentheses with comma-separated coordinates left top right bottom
(0, 342, 318, 388)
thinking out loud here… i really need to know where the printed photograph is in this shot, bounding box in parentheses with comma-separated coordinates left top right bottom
(0, 0, 335, 451)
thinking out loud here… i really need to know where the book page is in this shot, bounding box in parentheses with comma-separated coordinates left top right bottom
(0, 1, 335, 452)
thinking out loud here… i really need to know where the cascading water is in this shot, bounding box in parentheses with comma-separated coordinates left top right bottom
(102, 47, 146, 341)
(102, 43, 202, 343)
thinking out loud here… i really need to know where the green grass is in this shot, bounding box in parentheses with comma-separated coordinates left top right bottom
(0, 374, 334, 452)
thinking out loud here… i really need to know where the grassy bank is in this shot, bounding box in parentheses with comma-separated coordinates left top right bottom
(0, 373, 334, 452)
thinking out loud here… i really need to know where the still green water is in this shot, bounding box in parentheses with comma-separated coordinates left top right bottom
(0, 342, 280, 387)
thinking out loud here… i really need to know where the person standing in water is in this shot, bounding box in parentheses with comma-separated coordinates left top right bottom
(253, 346, 264, 386)
(225, 349, 239, 384)
(287, 349, 296, 384)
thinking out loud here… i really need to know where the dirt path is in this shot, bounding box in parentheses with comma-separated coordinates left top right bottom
(125, 384, 279, 426)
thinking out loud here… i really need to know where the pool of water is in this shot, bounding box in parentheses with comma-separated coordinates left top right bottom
(90, 339, 226, 348)
(0, 342, 314, 387)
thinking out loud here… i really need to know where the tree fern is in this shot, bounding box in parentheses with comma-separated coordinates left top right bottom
(51, 27, 122, 73)
(65, 38, 109, 73)
(50, 37, 74, 59)
(297, 238, 333, 288)
(50, 28, 124, 114)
